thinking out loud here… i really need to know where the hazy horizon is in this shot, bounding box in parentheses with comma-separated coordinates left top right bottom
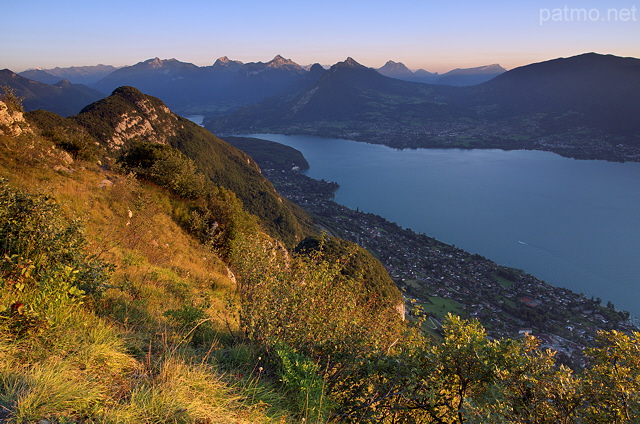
(3, 0, 638, 74)
(10, 50, 637, 76)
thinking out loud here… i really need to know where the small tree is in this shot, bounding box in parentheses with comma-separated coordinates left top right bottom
(0, 85, 24, 113)
(583, 330, 640, 423)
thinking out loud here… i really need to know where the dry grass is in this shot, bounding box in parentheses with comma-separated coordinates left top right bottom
(0, 131, 290, 423)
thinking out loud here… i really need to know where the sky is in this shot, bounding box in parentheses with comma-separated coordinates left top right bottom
(2, 0, 639, 73)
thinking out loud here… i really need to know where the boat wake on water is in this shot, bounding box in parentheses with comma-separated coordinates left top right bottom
(515, 239, 598, 299)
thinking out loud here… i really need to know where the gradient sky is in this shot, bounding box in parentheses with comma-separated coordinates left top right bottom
(2, 0, 638, 73)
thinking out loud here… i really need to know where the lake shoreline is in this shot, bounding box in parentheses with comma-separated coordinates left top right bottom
(219, 124, 640, 163)
(238, 133, 640, 320)
(227, 134, 638, 368)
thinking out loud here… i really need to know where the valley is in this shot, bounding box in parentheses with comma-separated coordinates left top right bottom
(224, 136, 638, 368)
(2, 60, 640, 420)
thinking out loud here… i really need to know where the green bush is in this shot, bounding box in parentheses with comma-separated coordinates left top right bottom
(233, 231, 398, 353)
(275, 343, 331, 423)
(0, 179, 111, 295)
(295, 235, 403, 307)
(119, 141, 209, 199)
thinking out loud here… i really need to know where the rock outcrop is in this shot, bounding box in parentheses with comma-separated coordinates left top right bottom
(0, 100, 30, 136)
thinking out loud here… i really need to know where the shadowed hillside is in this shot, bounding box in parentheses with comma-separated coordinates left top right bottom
(0, 69, 104, 116)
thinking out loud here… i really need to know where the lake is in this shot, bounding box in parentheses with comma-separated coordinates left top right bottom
(242, 134, 640, 318)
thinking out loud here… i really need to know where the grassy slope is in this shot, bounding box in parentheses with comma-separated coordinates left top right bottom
(71, 86, 315, 247)
(0, 124, 291, 422)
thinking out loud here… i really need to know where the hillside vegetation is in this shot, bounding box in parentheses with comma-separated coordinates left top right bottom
(0, 88, 639, 423)
(31, 86, 313, 247)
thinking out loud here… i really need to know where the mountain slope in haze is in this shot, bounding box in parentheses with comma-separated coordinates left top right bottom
(436, 63, 506, 86)
(377, 60, 504, 85)
(18, 69, 62, 85)
(208, 57, 469, 134)
(92, 57, 199, 96)
(210, 53, 640, 161)
(72, 86, 313, 245)
(92, 55, 315, 116)
(20, 64, 118, 85)
(0, 69, 104, 116)
(467, 53, 640, 135)
(377, 60, 430, 81)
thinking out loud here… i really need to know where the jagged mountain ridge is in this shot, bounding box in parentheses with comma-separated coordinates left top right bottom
(91, 55, 316, 116)
(207, 57, 471, 130)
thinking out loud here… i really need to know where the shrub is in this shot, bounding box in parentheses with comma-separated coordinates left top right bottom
(275, 343, 331, 423)
(295, 235, 403, 307)
(119, 141, 209, 199)
(0, 179, 111, 295)
(0, 86, 24, 113)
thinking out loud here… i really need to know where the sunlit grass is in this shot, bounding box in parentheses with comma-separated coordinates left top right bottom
(421, 296, 463, 318)
(101, 356, 279, 424)
(0, 131, 289, 423)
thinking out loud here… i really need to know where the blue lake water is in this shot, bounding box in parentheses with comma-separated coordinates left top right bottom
(243, 134, 640, 317)
(185, 115, 205, 126)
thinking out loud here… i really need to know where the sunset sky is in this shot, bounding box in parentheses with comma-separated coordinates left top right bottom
(2, 0, 638, 73)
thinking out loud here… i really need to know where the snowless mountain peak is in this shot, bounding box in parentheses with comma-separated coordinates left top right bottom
(345, 57, 360, 66)
(213, 56, 244, 67)
(267, 55, 301, 69)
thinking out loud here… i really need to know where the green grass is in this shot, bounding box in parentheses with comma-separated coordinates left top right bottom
(420, 297, 463, 318)
(404, 279, 423, 289)
(494, 275, 516, 289)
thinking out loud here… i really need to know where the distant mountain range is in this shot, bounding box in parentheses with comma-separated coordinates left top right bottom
(210, 57, 464, 127)
(10, 56, 506, 117)
(4, 52, 639, 161)
(377, 60, 506, 85)
(207, 53, 640, 161)
(90, 55, 317, 116)
(19, 64, 118, 85)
